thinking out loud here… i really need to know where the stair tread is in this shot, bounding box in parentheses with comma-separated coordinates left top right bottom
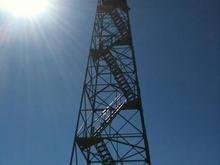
(95, 140, 115, 165)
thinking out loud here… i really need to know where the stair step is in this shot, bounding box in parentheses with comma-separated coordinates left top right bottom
(91, 48, 134, 100)
(95, 140, 116, 165)
(111, 9, 128, 37)
(103, 53, 134, 100)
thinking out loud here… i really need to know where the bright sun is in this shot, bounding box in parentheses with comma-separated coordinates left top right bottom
(0, 0, 49, 18)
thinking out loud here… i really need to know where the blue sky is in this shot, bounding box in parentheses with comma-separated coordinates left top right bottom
(0, 0, 219, 164)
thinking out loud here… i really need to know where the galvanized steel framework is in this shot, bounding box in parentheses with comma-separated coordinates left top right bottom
(70, 0, 151, 164)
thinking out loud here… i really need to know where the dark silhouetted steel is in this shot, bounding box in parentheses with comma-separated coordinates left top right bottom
(70, 0, 151, 164)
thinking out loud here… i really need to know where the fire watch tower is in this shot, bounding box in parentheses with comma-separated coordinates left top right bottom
(69, 0, 151, 164)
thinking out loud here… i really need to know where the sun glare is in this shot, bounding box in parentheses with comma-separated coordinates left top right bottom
(0, 0, 49, 18)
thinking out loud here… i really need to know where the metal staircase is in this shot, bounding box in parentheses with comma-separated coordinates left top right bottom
(103, 53, 134, 101)
(92, 97, 126, 136)
(70, 0, 151, 164)
(76, 95, 125, 164)
(92, 2, 134, 101)
(110, 9, 128, 37)
(91, 50, 134, 101)
(95, 140, 116, 165)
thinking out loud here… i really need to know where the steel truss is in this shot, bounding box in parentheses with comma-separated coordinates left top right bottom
(70, 0, 151, 164)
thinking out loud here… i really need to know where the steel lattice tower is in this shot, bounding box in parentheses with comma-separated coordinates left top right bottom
(70, 0, 151, 164)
